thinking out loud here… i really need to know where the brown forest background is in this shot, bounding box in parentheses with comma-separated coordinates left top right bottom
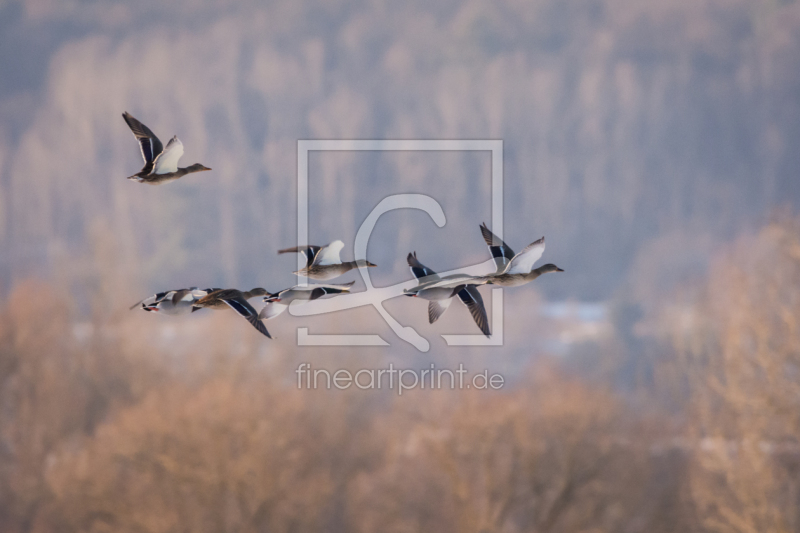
(1, 0, 800, 531)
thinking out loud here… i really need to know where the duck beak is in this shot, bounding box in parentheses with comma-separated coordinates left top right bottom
(557, 267, 565, 272)
(202, 166, 212, 171)
(367, 261, 377, 267)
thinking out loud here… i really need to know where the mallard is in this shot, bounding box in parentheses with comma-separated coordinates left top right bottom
(408, 223, 563, 293)
(258, 282, 354, 320)
(192, 288, 271, 338)
(130, 287, 218, 315)
(278, 240, 377, 280)
(476, 223, 564, 287)
(122, 112, 211, 184)
(404, 252, 490, 337)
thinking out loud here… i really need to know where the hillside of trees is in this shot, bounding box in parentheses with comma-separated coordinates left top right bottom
(0, 0, 798, 302)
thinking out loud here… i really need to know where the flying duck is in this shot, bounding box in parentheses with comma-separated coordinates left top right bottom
(404, 252, 490, 337)
(258, 282, 354, 320)
(278, 240, 377, 280)
(192, 288, 271, 338)
(475, 223, 564, 287)
(130, 287, 218, 315)
(122, 112, 211, 184)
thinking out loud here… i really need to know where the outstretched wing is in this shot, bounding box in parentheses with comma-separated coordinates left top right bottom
(312, 240, 345, 266)
(122, 112, 164, 171)
(278, 245, 321, 268)
(457, 285, 490, 337)
(504, 237, 545, 275)
(308, 281, 355, 300)
(258, 301, 288, 320)
(407, 252, 440, 284)
(317, 281, 355, 291)
(152, 136, 184, 174)
(130, 294, 157, 310)
(428, 298, 453, 324)
(129, 288, 173, 310)
(415, 274, 487, 291)
(169, 287, 201, 305)
(221, 297, 272, 338)
(480, 223, 516, 274)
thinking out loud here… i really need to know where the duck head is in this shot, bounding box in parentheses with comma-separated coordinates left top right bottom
(538, 264, 564, 274)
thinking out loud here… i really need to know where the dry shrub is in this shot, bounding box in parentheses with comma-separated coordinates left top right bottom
(347, 365, 665, 533)
(670, 215, 800, 533)
(45, 377, 335, 532)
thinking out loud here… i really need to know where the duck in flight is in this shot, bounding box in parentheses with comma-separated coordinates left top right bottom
(192, 288, 271, 338)
(411, 223, 564, 291)
(404, 252, 490, 337)
(130, 287, 219, 315)
(278, 240, 377, 280)
(122, 112, 211, 184)
(259, 282, 354, 320)
(475, 223, 563, 287)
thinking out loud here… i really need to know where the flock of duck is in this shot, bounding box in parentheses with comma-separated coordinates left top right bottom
(124, 112, 564, 339)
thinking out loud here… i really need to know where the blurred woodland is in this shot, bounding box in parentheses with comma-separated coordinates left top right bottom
(0, 214, 799, 531)
(1, 0, 800, 530)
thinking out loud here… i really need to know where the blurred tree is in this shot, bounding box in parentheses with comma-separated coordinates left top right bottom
(669, 214, 800, 533)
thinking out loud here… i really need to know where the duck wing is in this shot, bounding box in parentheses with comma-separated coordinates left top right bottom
(415, 273, 486, 291)
(457, 285, 490, 337)
(152, 136, 184, 174)
(169, 287, 204, 305)
(220, 296, 272, 338)
(480, 223, 516, 274)
(258, 301, 288, 320)
(316, 281, 355, 291)
(278, 245, 321, 268)
(129, 288, 174, 310)
(428, 298, 453, 324)
(503, 237, 545, 275)
(308, 282, 354, 300)
(122, 112, 164, 172)
(130, 293, 158, 310)
(407, 252, 440, 284)
(311, 240, 345, 266)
